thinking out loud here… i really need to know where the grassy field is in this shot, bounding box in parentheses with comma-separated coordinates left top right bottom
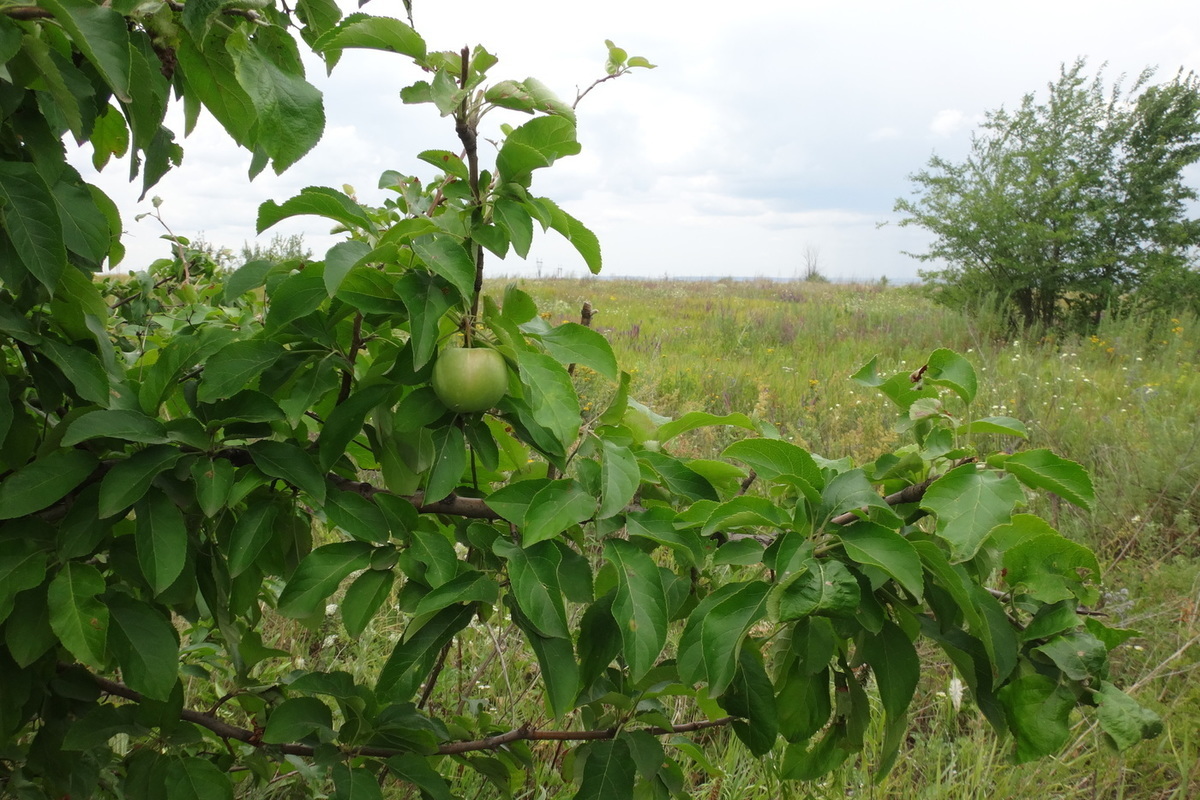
(499, 276, 1200, 799)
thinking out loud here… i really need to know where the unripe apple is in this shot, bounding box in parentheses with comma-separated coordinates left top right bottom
(431, 346, 509, 413)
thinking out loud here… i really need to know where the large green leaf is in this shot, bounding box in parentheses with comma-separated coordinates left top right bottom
(258, 186, 376, 235)
(135, 490, 188, 595)
(723, 646, 779, 756)
(496, 116, 581, 183)
(227, 28, 324, 174)
(62, 409, 169, 446)
(678, 580, 770, 695)
(278, 541, 374, 619)
(598, 439, 639, 520)
(538, 322, 617, 380)
(396, 271, 458, 370)
(0, 541, 47, 625)
(377, 604, 474, 696)
(920, 464, 1025, 562)
(98, 445, 182, 518)
(837, 521, 924, 600)
(603, 539, 668, 681)
(542, 198, 602, 274)
(39, 338, 109, 404)
(314, 13, 426, 61)
(1094, 682, 1163, 751)
(340, 569, 396, 638)
(494, 539, 569, 639)
(818, 468, 901, 525)
(410, 234, 476, 301)
(573, 739, 635, 800)
(197, 339, 286, 403)
(521, 479, 596, 546)
(107, 594, 179, 702)
(0, 449, 98, 520)
(721, 438, 823, 489)
(997, 674, 1075, 763)
(316, 383, 393, 471)
(227, 500, 281, 577)
(266, 267, 327, 331)
(48, 562, 109, 669)
(165, 756, 234, 800)
(248, 440, 327, 503)
(768, 559, 860, 622)
(1004, 533, 1100, 604)
(262, 697, 334, 744)
(657, 411, 757, 445)
(1003, 449, 1095, 510)
(923, 348, 977, 405)
(424, 424, 467, 504)
(40, 0, 132, 103)
(0, 155, 67, 293)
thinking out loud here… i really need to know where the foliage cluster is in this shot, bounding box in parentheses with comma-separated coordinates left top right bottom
(0, 2, 1168, 798)
(897, 60, 1200, 333)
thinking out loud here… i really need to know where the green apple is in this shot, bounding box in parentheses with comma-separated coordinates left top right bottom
(432, 346, 509, 413)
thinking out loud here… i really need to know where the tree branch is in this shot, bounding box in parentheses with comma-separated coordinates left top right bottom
(68, 664, 733, 759)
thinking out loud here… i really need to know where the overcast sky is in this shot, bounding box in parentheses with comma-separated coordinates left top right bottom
(74, 0, 1200, 282)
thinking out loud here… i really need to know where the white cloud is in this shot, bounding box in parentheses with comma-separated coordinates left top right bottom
(929, 109, 970, 138)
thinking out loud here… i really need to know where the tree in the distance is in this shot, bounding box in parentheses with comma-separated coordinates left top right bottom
(896, 60, 1200, 332)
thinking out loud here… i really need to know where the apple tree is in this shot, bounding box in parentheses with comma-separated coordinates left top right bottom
(0, 3, 1162, 797)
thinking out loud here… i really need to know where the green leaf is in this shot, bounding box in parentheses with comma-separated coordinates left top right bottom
(920, 464, 1026, 562)
(135, 490, 188, 595)
(521, 479, 596, 546)
(322, 239, 370, 296)
(516, 349, 582, 454)
(227, 500, 280, 578)
(165, 757, 234, 800)
(769, 559, 861, 622)
(603, 539, 668, 681)
(494, 539, 569, 639)
(227, 28, 324, 174)
(325, 489, 390, 544)
(192, 457, 235, 518)
(266, 267, 327, 331)
(262, 696, 334, 743)
(48, 561, 109, 668)
(107, 594, 179, 701)
(62, 409, 169, 446)
(341, 569, 395, 638)
(424, 424, 467, 504)
(0, 541, 47, 625)
(317, 382, 393, 471)
(657, 411, 757, 445)
(998, 674, 1075, 763)
(0, 449, 98, 520)
(859, 621, 919, 722)
(377, 604, 474, 695)
(248, 440, 327, 503)
(837, 521, 924, 600)
(315, 13, 426, 61)
(257, 186, 375, 235)
(678, 580, 770, 695)
(412, 570, 497, 618)
(573, 739, 635, 800)
(538, 322, 618, 380)
(52, 179, 112, 264)
(1004, 533, 1100, 604)
(701, 495, 790, 536)
(598, 439, 639, 520)
(198, 339, 286, 403)
(396, 271, 458, 371)
(721, 438, 823, 489)
(818, 468, 901, 525)
(385, 753, 453, 800)
(493, 197, 533, 258)
(541, 197, 601, 274)
(411, 234, 476, 301)
(923, 348, 977, 405)
(418, 149, 469, 180)
(723, 646, 779, 756)
(40, 0, 132, 103)
(1094, 681, 1163, 750)
(1004, 449, 1095, 510)
(1032, 631, 1108, 681)
(957, 415, 1029, 438)
(497, 116, 581, 183)
(332, 765, 385, 800)
(99, 445, 182, 518)
(278, 541, 374, 618)
(39, 338, 109, 403)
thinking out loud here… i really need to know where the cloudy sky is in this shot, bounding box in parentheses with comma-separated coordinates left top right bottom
(74, 0, 1200, 282)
